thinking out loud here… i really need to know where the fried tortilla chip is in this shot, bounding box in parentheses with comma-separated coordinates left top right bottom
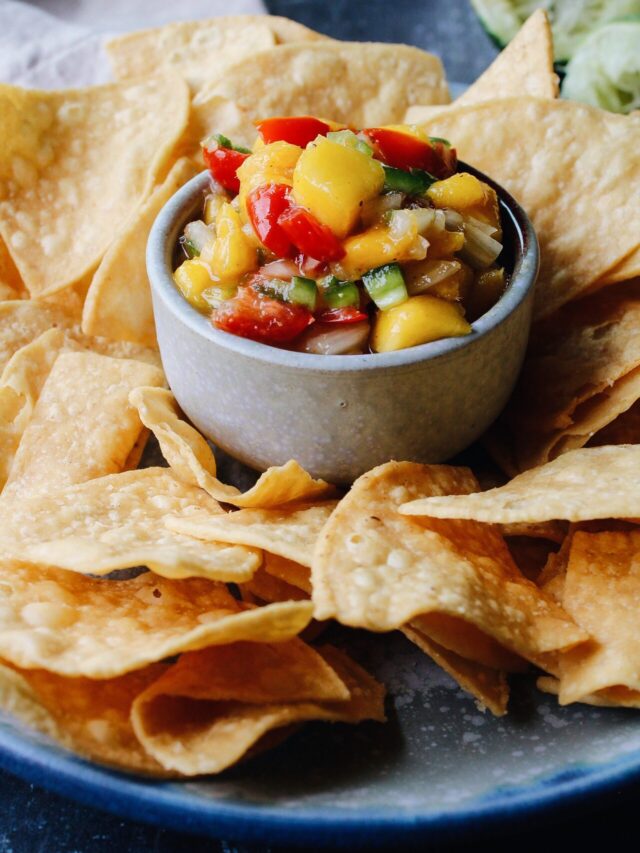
(0, 565, 311, 678)
(490, 292, 640, 472)
(0, 76, 189, 296)
(596, 249, 640, 287)
(264, 553, 312, 595)
(130, 386, 333, 506)
(1, 351, 163, 500)
(194, 42, 449, 127)
(132, 644, 384, 776)
(589, 399, 640, 446)
(536, 675, 640, 709)
(241, 566, 310, 605)
(106, 15, 325, 93)
(82, 158, 199, 348)
(169, 501, 338, 568)
(400, 446, 640, 523)
(420, 98, 640, 318)
(0, 301, 73, 372)
(0, 238, 25, 298)
(312, 462, 586, 665)
(401, 625, 509, 716)
(557, 530, 640, 705)
(0, 467, 261, 582)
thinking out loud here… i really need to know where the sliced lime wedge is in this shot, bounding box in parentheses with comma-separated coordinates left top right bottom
(470, 0, 640, 61)
(562, 18, 640, 113)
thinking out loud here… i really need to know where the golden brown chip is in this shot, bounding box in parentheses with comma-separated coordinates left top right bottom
(130, 386, 334, 506)
(0, 301, 73, 372)
(131, 644, 384, 776)
(264, 553, 312, 595)
(82, 158, 199, 348)
(241, 566, 310, 605)
(489, 292, 640, 472)
(312, 462, 586, 665)
(419, 98, 640, 318)
(0, 76, 189, 296)
(0, 467, 261, 582)
(194, 42, 449, 127)
(106, 16, 325, 93)
(1, 351, 163, 500)
(401, 625, 509, 716)
(0, 566, 311, 678)
(588, 399, 640, 446)
(400, 446, 640, 523)
(537, 675, 640, 709)
(557, 530, 640, 704)
(0, 238, 26, 298)
(596, 250, 640, 287)
(169, 501, 338, 568)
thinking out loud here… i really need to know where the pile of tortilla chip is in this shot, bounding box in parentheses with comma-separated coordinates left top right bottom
(0, 9, 639, 779)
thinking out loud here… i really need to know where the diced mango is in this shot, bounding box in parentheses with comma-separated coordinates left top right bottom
(428, 172, 501, 239)
(203, 192, 226, 225)
(237, 141, 302, 218)
(333, 213, 427, 280)
(173, 259, 214, 312)
(292, 138, 385, 238)
(426, 229, 465, 258)
(380, 123, 430, 143)
(209, 202, 257, 281)
(371, 294, 472, 352)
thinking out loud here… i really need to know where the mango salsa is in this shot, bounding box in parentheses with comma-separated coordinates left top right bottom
(371, 295, 472, 353)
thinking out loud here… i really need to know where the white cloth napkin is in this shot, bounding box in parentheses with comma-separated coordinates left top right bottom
(0, 0, 267, 87)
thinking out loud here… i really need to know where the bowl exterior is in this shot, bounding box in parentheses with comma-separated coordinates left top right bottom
(149, 170, 536, 483)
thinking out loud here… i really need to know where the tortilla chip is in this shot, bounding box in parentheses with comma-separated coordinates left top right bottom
(169, 501, 338, 568)
(131, 644, 384, 775)
(0, 76, 189, 296)
(0, 467, 262, 582)
(1, 351, 163, 500)
(178, 94, 257, 162)
(106, 16, 324, 93)
(536, 675, 640, 708)
(506, 537, 558, 581)
(489, 291, 640, 472)
(596, 250, 640, 287)
(401, 625, 509, 716)
(589, 399, 640, 446)
(194, 42, 449, 128)
(0, 238, 25, 298)
(241, 566, 309, 605)
(0, 562, 311, 678)
(0, 301, 74, 372)
(264, 553, 312, 595)
(400, 446, 640, 523)
(0, 662, 167, 774)
(82, 158, 199, 348)
(312, 462, 586, 666)
(557, 530, 640, 705)
(130, 386, 333, 506)
(419, 98, 640, 318)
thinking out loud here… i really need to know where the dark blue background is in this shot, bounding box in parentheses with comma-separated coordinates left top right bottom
(1, 2, 632, 851)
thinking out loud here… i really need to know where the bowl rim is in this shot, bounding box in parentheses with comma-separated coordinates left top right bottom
(147, 161, 539, 374)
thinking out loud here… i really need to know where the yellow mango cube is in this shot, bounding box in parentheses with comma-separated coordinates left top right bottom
(173, 259, 214, 312)
(210, 202, 257, 281)
(333, 211, 426, 280)
(428, 172, 501, 238)
(371, 294, 472, 352)
(292, 138, 385, 238)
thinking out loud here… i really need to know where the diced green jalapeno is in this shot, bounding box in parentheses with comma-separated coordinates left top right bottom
(327, 129, 374, 156)
(362, 263, 408, 310)
(382, 165, 436, 194)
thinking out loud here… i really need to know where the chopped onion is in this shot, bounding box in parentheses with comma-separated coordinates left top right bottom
(361, 192, 405, 227)
(260, 259, 300, 280)
(465, 214, 499, 237)
(296, 321, 370, 355)
(409, 207, 436, 234)
(404, 259, 462, 295)
(458, 223, 503, 269)
(183, 220, 214, 256)
(443, 208, 464, 231)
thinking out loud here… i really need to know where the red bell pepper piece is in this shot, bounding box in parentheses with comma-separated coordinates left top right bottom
(316, 306, 368, 324)
(211, 280, 313, 344)
(246, 184, 294, 257)
(278, 206, 345, 262)
(202, 142, 249, 194)
(255, 116, 331, 148)
(362, 128, 457, 179)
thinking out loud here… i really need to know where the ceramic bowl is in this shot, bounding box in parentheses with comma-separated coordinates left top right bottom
(147, 165, 538, 483)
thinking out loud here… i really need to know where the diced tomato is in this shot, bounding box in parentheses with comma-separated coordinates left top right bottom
(278, 206, 345, 262)
(202, 143, 249, 194)
(362, 128, 457, 179)
(316, 306, 368, 324)
(255, 116, 331, 148)
(246, 184, 294, 257)
(211, 280, 313, 343)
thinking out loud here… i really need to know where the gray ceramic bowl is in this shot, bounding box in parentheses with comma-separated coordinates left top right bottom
(147, 165, 538, 483)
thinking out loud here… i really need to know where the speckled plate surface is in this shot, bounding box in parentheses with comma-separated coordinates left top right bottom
(1, 441, 640, 847)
